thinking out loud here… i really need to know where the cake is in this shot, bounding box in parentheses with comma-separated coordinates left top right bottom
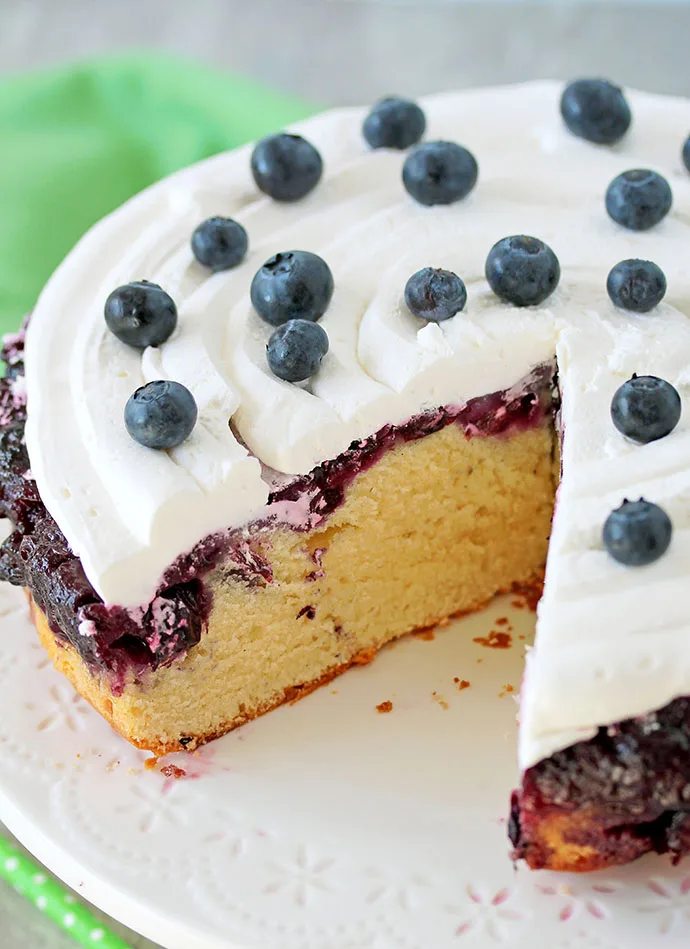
(2, 79, 690, 873)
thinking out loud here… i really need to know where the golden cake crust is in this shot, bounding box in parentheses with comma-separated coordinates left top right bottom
(29, 589, 515, 756)
(29, 592, 381, 755)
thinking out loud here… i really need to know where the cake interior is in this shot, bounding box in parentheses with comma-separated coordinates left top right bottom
(511, 696, 690, 871)
(23, 370, 557, 754)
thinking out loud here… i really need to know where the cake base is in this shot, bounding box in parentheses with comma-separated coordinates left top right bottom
(29, 421, 556, 755)
(509, 799, 649, 873)
(30, 587, 524, 757)
(512, 691, 690, 872)
(30, 593, 382, 755)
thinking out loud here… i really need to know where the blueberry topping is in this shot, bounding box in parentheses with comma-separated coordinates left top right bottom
(363, 97, 426, 150)
(251, 251, 334, 326)
(266, 319, 329, 383)
(250, 133, 323, 202)
(191, 217, 248, 271)
(611, 374, 681, 444)
(605, 169, 672, 231)
(683, 135, 690, 174)
(402, 141, 478, 206)
(124, 381, 197, 450)
(560, 79, 631, 145)
(603, 498, 672, 566)
(104, 281, 177, 349)
(606, 259, 667, 313)
(404, 267, 467, 322)
(485, 235, 560, 307)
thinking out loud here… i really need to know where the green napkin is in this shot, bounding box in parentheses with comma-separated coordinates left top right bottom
(0, 53, 314, 334)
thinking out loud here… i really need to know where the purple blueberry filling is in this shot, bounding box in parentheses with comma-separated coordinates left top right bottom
(0, 333, 554, 687)
(512, 694, 690, 866)
(267, 362, 556, 530)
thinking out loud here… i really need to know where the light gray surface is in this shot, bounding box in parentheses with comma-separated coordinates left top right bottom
(1, 0, 690, 100)
(1, 1, 689, 947)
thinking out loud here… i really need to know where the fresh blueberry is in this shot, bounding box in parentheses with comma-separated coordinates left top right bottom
(104, 281, 177, 349)
(124, 380, 197, 450)
(560, 79, 631, 145)
(602, 498, 672, 566)
(251, 251, 334, 326)
(266, 319, 329, 383)
(606, 259, 667, 313)
(191, 217, 248, 271)
(402, 141, 478, 206)
(363, 97, 426, 150)
(611, 374, 681, 444)
(485, 236, 560, 307)
(605, 169, 672, 231)
(250, 133, 323, 202)
(404, 268, 467, 322)
(683, 135, 690, 174)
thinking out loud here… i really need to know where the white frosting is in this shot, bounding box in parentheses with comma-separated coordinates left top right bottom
(24, 81, 690, 768)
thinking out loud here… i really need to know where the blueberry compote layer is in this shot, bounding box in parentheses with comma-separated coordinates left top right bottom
(0, 333, 553, 690)
(512, 695, 690, 867)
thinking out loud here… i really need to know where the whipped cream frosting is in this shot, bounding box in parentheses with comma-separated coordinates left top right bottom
(24, 81, 690, 768)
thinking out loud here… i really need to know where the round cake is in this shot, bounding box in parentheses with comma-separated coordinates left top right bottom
(2, 78, 690, 873)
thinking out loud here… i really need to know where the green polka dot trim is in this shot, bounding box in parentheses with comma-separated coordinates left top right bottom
(1, 837, 133, 947)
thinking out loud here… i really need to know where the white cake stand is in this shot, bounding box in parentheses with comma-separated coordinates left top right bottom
(1, 582, 689, 949)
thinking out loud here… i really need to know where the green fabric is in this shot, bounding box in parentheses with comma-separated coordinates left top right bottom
(0, 53, 315, 333)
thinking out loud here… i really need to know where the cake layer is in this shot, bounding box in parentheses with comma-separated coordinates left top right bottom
(511, 695, 690, 871)
(0, 334, 555, 750)
(27, 417, 555, 753)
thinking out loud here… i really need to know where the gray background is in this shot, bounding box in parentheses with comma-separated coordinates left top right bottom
(1, 1, 690, 101)
(1, 1, 688, 947)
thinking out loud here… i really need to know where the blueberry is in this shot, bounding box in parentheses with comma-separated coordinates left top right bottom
(560, 79, 631, 145)
(191, 217, 248, 271)
(104, 281, 177, 349)
(607, 259, 667, 314)
(125, 381, 197, 450)
(485, 235, 560, 307)
(404, 268, 467, 322)
(250, 133, 323, 202)
(402, 141, 478, 206)
(363, 97, 426, 150)
(611, 374, 681, 444)
(683, 135, 690, 174)
(603, 498, 672, 566)
(605, 169, 672, 231)
(251, 251, 334, 326)
(266, 319, 329, 383)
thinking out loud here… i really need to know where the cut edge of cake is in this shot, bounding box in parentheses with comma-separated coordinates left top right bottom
(8, 362, 556, 754)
